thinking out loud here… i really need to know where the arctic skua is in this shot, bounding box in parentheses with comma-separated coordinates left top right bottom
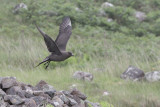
(35, 16, 73, 69)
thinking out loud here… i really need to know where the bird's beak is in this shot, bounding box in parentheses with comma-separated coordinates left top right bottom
(71, 54, 74, 56)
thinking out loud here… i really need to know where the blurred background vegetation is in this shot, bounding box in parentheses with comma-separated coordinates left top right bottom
(0, 0, 160, 107)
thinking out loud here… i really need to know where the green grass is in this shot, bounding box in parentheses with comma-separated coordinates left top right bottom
(1, 0, 160, 107)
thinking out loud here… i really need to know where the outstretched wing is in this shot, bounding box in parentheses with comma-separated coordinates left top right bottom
(36, 24, 62, 55)
(55, 16, 72, 51)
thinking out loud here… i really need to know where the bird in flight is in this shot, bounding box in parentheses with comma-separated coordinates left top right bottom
(35, 16, 73, 69)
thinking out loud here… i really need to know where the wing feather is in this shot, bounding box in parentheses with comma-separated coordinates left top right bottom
(36, 24, 62, 55)
(55, 17, 72, 51)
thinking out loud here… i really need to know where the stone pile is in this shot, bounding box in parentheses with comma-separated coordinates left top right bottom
(0, 77, 90, 107)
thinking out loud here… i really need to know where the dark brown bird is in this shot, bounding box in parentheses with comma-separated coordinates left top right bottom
(35, 16, 73, 69)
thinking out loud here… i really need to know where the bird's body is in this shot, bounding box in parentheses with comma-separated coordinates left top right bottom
(48, 52, 72, 61)
(35, 16, 73, 69)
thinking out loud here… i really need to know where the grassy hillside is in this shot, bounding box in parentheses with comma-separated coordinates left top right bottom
(0, 0, 160, 107)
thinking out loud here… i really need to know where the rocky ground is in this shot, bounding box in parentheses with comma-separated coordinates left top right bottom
(0, 77, 98, 107)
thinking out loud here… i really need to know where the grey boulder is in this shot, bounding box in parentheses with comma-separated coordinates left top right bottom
(13, 3, 28, 14)
(121, 66, 145, 81)
(101, 2, 114, 8)
(134, 11, 146, 22)
(73, 71, 93, 81)
(1, 77, 18, 89)
(145, 71, 160, 82)
(4, 95, 24, 105)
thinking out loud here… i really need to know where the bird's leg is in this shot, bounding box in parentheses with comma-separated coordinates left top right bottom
(45, 61, 50, 69)
(44, 61, 49, 66)
(35, 57, 49, 68)
(35, 60, 47, 67)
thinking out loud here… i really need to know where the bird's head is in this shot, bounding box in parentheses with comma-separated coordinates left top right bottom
(68, 52, 74, 57)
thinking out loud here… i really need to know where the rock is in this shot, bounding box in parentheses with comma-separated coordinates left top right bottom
(62, 104, 69, 107)
(20, 83, 34, 90)
(134, 11, 146, 22)
(31, 96, 46, 106)
(70, 88, 87, 100)
(0, 95, 8, 107)
(44, 90, 56, 98)
(0, 77, 4, 84)
(35, 80, 56, 91)
(35, 80, 56, 98)
(103, 91, 110, 96)
(38, 92, 51, 100)
(73, 71, 93, 81)
(25, 88, 34, 98)
(72, 101, 87, 107)
(62, 91, 73, 98)
(61, 95, 70, 105)
(107, 18, 113, 22)
(86, 100, 101, 107)
(33, 90, 44, 96)
(24, 99, 37, 107)
(13, 3, 28, 14)
(4, 95, 24, 105)
(68, 97, 78, 106)
(35, 80, 47, 90)
(98, 2, 114, 16)
(0, 99, 8, 107)
(121, 65, 145, 81)
(57, 92, 70, 105)
(33, 90, 51, 99)
(101, 2, 114, 8)
(75, 7, 83, 12)
(72, 95, 81, 104)
(6, 86, 25, 98)
(51, 96, 64, 107)
(145, 71, 160, 82)
(0, 89, 6, 96)
(1, 77, 18, 89)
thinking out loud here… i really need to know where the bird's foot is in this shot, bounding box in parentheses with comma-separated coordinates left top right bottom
(44, 61, 50, 69)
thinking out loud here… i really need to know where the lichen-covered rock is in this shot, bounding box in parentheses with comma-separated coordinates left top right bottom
(6, 86, 25, 98)
(86, 100, 101, 107)
(24, 99, 37, 107)
(145, 71, 160, 82)
(70, 88, 87, 100)
(4, 95, 24, 105)
(101, 2, 114, 8)
(0, 89, 6, 96)
(121, 65, 145, 81)
(1, 77, 18, 89)
(98, 2, 114, 16)
(35, 80, 56, 91)
(68, 97, 78, 106)
(103, 91, 110, 96)
(134, 11, 146, 22)
(31, 96, 46, 106)
(51, 96, 64, 107)
(13, 3, 28, 14)
(73, 71, 93, 81)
